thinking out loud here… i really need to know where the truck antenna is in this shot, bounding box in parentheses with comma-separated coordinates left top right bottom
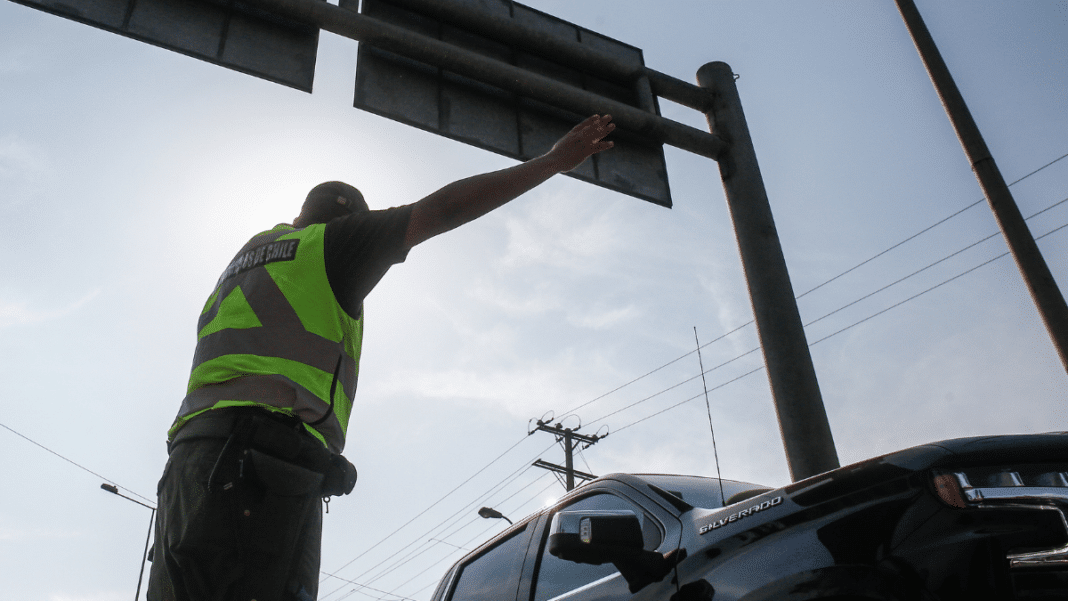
(695, 327, 727, 507)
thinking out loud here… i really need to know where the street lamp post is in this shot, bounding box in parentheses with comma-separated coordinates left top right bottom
(101, 483, 156, 601)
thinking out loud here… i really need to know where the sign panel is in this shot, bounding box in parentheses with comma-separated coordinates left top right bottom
(350, 0, 672, 207)
(12, 0, 321, 92)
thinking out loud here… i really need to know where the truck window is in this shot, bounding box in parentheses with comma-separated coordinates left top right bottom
(449, 525, 529, 601)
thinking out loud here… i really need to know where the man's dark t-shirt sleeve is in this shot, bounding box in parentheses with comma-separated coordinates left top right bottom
(323, 205, 413, 319)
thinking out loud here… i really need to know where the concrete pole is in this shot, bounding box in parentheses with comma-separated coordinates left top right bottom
(895, 0, 1068, 374)
(698, 62, 840, 482)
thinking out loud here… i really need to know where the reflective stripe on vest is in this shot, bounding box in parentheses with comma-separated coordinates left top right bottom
(170, 224, 362, 453)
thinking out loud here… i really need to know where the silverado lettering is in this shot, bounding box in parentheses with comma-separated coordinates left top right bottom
(699, 496, 783, 534)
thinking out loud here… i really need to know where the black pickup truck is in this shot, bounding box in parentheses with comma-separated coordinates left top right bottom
(429, 433, 1068, 601)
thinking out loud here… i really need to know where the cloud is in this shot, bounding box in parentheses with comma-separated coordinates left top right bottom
(0, 135, 49, 212)
(0, 135, 47, 181)
(466, 280, 562, 318)
(566, 303, 639, 329)
(0, 288, 100, 329)
(0, 525, 82, 541)
(465, 279, 637, 330)
(50, 593, 127, 601)
(0, 47, 31, 75)
(377, 366, 579, 418)
(371, 343, 630, 420)
(497, 192, 626, 271)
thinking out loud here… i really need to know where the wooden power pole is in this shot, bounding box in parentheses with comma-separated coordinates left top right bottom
(531, 420, 602, 491)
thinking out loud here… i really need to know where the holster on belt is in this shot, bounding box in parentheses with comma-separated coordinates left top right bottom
(172, 407, 357, 497)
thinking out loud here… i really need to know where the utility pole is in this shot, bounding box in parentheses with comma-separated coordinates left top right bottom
(530, 420, 602, 491)
(895, 0, 1068, 373)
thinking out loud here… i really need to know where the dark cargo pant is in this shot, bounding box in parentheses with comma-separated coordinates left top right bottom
(147, 437, 323, 601)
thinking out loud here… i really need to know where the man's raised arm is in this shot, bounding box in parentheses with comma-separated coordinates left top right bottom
(403, 114, 615, 248)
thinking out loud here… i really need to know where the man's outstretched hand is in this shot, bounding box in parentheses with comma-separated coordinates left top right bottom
(405, 114, 618, 248)
(546, 114, 616, 172)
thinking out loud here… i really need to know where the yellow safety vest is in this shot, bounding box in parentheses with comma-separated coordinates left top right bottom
(169, 223, 363, 453)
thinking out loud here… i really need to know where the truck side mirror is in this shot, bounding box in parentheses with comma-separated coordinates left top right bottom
(548, 510, 644, 564)
(548, 510, 673, 593)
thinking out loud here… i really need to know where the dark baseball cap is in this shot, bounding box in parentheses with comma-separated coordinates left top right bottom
(298, 181, 369, 225)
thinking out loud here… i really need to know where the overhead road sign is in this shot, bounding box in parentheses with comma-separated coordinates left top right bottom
(362, 0, 712, 113)
(165, 0, 726, 173)
(180, 0, 727, 160)
(350, 0, 671, 206)
(12, 0, 322, 92)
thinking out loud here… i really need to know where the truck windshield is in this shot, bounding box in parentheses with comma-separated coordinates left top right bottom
(637, 474, 773, 509)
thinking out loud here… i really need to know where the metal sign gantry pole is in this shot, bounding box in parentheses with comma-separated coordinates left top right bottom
(698, 63, 839, 481)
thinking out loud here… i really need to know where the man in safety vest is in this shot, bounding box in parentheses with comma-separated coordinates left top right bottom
(148, 115, 616, 601)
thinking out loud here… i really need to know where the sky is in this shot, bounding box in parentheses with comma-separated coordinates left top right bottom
(1, 0, 1066, 599)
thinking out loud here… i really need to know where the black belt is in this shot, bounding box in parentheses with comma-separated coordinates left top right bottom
(171, 407, 356, 496)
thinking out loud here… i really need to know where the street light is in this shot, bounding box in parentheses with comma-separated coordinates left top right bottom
(477, 506, 513, 525)
(101, 483, 156, 601)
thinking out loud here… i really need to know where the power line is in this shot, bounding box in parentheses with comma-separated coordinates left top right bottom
(804, 231, 1000, 328)
(0, 420, 154, 505)
(805, 195, 1068, 329)
(576, 445, 595, 476)
(337, 476, 559, 601)
(325, 435, 589, 601)
(317, 573, 421, 601)
(797, 150, 1068, 300)
(320, 440, 557, 600)
(551, 152, 1068, 424)
(568, 187, 1068, 430)
(320, 434, 533, 585)
(613, 366, 766, 435)
(589, 213, 1063, 435)
(385, 477, 559, 600)
(584, 346, 760, 427)
(331, 457, 552, 599)
(1025, 194, 1068, 221)
(555, 320, 754, 419)
(377, 478, 561, 601)
(809, 218, 1068, 347)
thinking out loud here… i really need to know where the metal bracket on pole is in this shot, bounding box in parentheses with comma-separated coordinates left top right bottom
(533, 459, 597, 489)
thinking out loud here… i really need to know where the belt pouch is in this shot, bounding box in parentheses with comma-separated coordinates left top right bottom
(246, 449, 325, 496)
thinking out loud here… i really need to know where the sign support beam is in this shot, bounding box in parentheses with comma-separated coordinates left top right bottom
(245, 0, 726, 159)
